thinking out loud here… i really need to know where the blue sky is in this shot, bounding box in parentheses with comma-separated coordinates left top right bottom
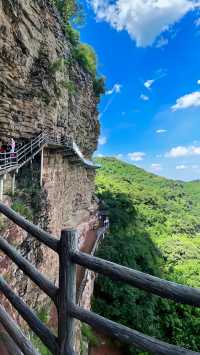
(80, 0, 200, 181)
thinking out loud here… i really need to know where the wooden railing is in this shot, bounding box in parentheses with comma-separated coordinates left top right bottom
(0, 202, 200, 354)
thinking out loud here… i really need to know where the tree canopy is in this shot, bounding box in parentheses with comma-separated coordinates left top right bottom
(93, 157, 200, 354)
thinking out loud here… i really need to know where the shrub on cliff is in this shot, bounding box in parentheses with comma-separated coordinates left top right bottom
(73, 43, 105, 96)
(93, 76, 106, 98)
(74, 43, 97, 77)
(65, 23, 80, 46)
(51, 0, 106, 97)
(51, 0, 84, 23)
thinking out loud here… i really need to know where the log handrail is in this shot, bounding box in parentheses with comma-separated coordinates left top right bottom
(0, 202, 59, 251)
(0, 203, 200, 354)
(0, 304, 40, 355)
(0, 236, 58, 302)
(71, 250, 200, 307)
(70, 304, 199, 355)
(0, 277, 58, 354)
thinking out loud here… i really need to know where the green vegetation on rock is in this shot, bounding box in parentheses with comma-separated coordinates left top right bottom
(73, 43, 97, 77)
(51, 0, 84, 23)
(11, 201, 33, 221)
(51, 0, 105, 98)
(93, 157, 200, 354)
(81, 324, 100, 347)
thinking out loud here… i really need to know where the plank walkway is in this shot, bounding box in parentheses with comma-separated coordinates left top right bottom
(0, 132, 99, 177)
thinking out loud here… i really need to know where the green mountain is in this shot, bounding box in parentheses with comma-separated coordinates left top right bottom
(93, 157, 200, 354)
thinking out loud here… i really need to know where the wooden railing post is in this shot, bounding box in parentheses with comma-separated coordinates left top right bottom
(58, 229, 78, 355)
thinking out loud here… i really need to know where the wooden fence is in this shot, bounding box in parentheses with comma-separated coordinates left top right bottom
(0, 202, 200, 354)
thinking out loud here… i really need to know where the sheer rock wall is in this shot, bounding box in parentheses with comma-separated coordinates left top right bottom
(0, 0, 101, 353)
(0, 0, 99, 157)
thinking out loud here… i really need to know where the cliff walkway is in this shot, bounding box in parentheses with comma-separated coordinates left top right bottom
(0, 202, 200, 354)
(0, 131, 99, 177)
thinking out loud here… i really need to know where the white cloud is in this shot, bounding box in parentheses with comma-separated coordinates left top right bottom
(96, 153, 104, 157)
(144, 79, 155, 89)
(192, 147, 200, 154)
(90, 0, 200, 47)
(151, 163, 162, 171)
(171, 91, 200, 111)
(155, 36, 169, 48)
(156, 129, 167, 134)
(128, 152, 146, 161)
(106, 83, 122, 95)
(144, 69, 167, 90)
(156, 154, 162, 158)
(176, 165, 187, 169)
(98, 136, 107, 145)
(101, 83, 122, 117)
(197, 79, 200, 84)
(140, 94, 149, 101)
(166, 145, 200, 158)
(195, 18, 200, 26)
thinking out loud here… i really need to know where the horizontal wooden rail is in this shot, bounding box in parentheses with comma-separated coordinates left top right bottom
(0, 277, 58, 354)
(0, 203, 58, 252)
(71, 304, 199, 355)
(0, 236, 58, 302)
(71, 251, 200, 307)
(1, 221, 200, 354)
(0, 304, 39, 355)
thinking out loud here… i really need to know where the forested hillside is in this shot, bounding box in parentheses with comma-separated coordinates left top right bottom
(93, 157, 200, 354)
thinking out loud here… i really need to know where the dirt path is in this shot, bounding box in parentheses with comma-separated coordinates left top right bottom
(77, 228, 97, 289)
(89, 335, 123, 355)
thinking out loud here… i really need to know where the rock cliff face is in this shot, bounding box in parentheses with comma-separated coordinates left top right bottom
(0, 0, 99, 157)
(0, 0, 101, 353)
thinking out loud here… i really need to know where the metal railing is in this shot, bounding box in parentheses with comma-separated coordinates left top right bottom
(0, 202, 200, 354)
(0, 132, 99, 176)
(0, 133, 46, 174)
